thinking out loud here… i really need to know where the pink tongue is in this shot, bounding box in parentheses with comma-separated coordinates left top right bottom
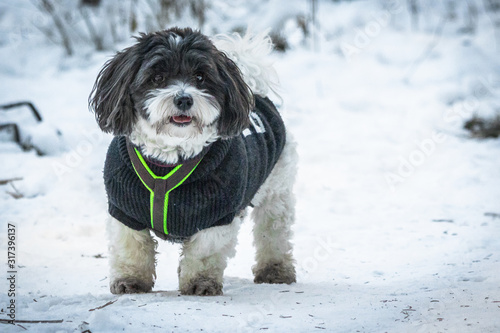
(172, 115, 192, 123)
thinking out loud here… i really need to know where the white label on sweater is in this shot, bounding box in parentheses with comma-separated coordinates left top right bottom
(242, 112, 266, 137)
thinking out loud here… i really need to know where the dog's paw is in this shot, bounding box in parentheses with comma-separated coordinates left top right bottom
(110, 277, 153, 294)
(180, 276, 223, 296)
(253, 262, 296, 284)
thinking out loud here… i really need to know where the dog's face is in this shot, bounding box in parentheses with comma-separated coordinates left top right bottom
(89, 28, 253, 148)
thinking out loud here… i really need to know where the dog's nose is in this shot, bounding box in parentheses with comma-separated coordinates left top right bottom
(174, 94, 193, 111)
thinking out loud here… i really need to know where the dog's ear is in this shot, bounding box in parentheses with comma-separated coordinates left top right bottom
(89, 42, 143, 135)
(216, 52, 254, 138)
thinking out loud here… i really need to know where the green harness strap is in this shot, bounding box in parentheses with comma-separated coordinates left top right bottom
(126, 139, 202, 236)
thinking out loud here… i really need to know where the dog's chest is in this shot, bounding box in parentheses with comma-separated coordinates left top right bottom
(104, 97, 286, 240)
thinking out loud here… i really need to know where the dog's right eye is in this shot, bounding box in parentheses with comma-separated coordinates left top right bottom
(152, 74, 165, 84)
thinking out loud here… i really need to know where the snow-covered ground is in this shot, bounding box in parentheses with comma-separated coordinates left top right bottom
(1, 1, 500, 332)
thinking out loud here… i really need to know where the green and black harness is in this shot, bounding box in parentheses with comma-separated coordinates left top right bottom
(126, 139, 203, 237)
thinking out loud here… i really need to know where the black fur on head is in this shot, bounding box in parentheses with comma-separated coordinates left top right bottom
(89, 27, 254, 138)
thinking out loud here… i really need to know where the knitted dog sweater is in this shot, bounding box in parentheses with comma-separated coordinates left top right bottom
(104, 96, 286, 242)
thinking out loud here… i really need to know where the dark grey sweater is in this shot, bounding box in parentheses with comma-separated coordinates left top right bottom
(104, 96, 286, 242)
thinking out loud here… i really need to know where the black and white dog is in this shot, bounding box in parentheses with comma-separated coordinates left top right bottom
(89, 27, 297, 296)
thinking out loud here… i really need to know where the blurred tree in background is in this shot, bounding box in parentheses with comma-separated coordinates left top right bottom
(31, 0, 500, 57)
(33, 0, 306, 55)
(34, 0, 211, 55)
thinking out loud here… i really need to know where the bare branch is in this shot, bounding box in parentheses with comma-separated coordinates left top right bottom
(38, 0, 74, 56)
(0, 319, 64, 324)
(79, 5, 104, 50)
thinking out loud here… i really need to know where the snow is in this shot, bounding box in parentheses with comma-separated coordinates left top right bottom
(1, 1, 500, 332)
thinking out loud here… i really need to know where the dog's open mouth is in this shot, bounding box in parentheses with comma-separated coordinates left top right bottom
(171, 115, 193, 126)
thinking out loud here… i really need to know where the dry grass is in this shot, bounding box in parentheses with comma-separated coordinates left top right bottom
(464, 115, 500, 139)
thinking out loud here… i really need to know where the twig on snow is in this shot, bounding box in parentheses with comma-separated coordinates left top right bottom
(0, 178, 23, 185)
(0, 319, 64, 324)
(88, 299, 118, 312)
(485, 212, 500, 219)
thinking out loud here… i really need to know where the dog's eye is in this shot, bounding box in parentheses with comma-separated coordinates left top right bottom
(152, 74, 165, 84)
(195, 72, 204, 83)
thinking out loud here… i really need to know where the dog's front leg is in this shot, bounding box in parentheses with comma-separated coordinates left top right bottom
(178, 214, 243, 296)
(107, 217, 157, 294)
(251, 137, 297, 284)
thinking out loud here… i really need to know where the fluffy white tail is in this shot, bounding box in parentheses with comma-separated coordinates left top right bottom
(212, 31, 279, 98)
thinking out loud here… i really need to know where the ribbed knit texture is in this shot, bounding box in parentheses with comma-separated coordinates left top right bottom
(104, 96, 285, 242)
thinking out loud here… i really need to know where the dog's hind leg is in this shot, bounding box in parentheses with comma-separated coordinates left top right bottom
(251, 134, 298, 284)
(107, 217, 157, 294)
(178, 213, 243, 296)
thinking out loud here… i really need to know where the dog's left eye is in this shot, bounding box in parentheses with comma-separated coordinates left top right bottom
(195, 72, 204, 83)
(152, 74, 165, 84)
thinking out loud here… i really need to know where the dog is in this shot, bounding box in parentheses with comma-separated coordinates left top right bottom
(89, 27, 297, 296)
